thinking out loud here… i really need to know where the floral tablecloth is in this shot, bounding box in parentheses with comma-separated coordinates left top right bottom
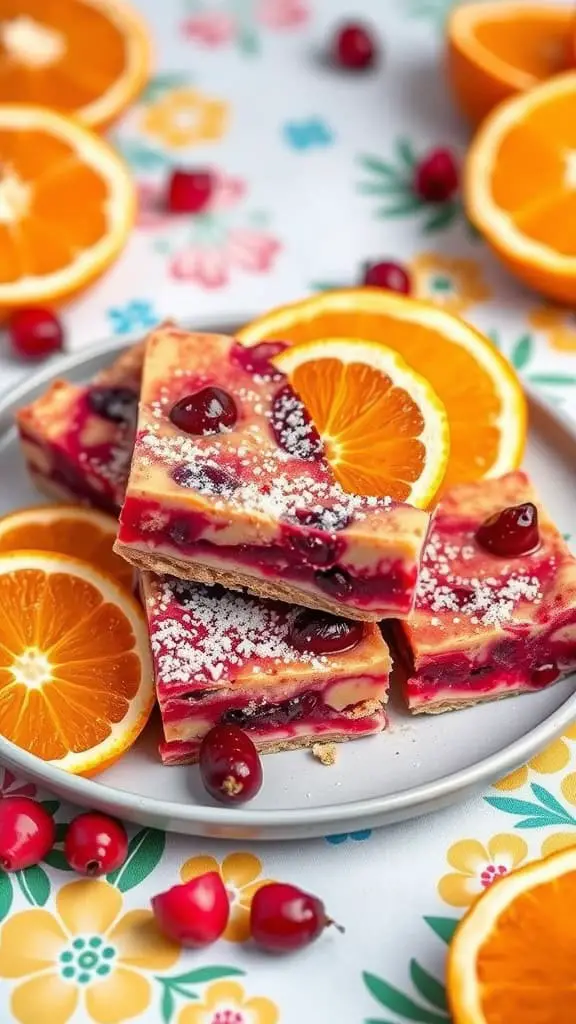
(1, 1, 576, 1021)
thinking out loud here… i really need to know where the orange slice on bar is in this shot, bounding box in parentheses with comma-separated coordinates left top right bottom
(0, 550, 153, 775)
(466, 71, 576, 303)
(239, 290, 526, 491)
(0, 0, 152, 130)
(273, 337, 449, 505)
(447, 1, 574, 126)
(0, 505, 133, 591)
(448, 846, 576, 1022)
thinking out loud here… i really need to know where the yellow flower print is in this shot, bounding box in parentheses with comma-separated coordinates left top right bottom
(541, 833, 576, 859)
(530, 305, 576, 352)
(0, 879, 179, 1024)
(180, 852, 273, 943)
(495, 724, 576, 791)
(438, 834, 528, 907)
(179, 979, 278, 1024)
(141, 88, 228, 148)
(410, 252, 491, 314)
(561, 770, 576, 806)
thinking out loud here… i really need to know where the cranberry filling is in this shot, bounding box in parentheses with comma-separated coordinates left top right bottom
(172, 462, 238, 498)
(289, 610, 364, 655)
(270, 384, 323, 461)
(170, 387, 238, 435)
(288, 530, 343, 567)
(314, 566, 354, 600)
(87, 386, 138, 424)
(530, 662, 560, 688)
(220, 690, 320, 729)
(230, 340, 288, 379)
(475, 502, 540, 558)
(294, 507, 352, 532)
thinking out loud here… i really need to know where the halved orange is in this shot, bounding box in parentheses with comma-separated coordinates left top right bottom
(273, 337, 449, 504)
(0, 103, 135, 308)
(447, 1, 574, 126)
(239, 290, 526, 491)
(0, 0, 152, 130)
(0, 550, 153, 775)
(466, 71, 576, 303)
(448, 845, 576, 1023)
(0, 505, 133, 591)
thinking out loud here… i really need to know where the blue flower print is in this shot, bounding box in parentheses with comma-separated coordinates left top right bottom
(325, 829, 372, 845)
(283, 117, 334, 151)
(107, 300, 159, 336)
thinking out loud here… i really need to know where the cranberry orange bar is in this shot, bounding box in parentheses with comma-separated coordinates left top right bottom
(395, 470, 576, 712)
(140, 572, 390, 765)
(115, 327, 430, 622)
(16, 341, 144, 513)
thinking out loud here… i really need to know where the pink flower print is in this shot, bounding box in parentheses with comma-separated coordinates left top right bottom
(227, 228, 281, 272)
(170, 230, 281, 289)
(211, 173, 246, 211)
(0, 768, 36, 799)
(136, 172, 245, 231)
(171, 247, 230, 288)
(257, 0, 309, 29)
(181, 11, 236, 46)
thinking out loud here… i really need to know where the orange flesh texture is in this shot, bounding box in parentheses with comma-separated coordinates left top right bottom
(477, 871, 576, 1022)
(258, 308, 502, 489)
(0, 127, 108, 284)
(290, 357, 426, 501)
(0, 517, 133, 587)
(0, 568, 141, 761)
(0, 0, 127, 114)
(490, 94, 576, 255)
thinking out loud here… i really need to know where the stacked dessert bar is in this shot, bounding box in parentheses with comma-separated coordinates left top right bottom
(16, 325, 576, 765)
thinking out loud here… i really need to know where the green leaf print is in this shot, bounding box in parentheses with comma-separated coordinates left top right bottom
(43, 850, 73, 871)
(0, 873, 13, 922)
(15, 864, 50, 906)
(528, 373, 576, 386)
(423, 916, 459, 945)
(40, 800, 60, 816)
(358, 155, 399, 178)
(157, 967, 244, 1023)
(485, 785, 576, 828)
(363, 972, 449, 1023)
(396, 138, 417, 170)
(115, 138, 169, 172)
(106, 827, 165, 892)
(423, 201, 460, 233)
(357, 143, 463, 233)
(160, 983, 176, 1024)
(409, 961, 448, 1012)
(531, 784, 573, 817)
(510, 333, 534, 371)
(141, 72, 191, 103)
(310, 281, 347, 292)
(407, 0, 456, 27)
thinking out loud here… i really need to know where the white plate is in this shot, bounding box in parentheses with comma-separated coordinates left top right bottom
(0, 336, 575, 840)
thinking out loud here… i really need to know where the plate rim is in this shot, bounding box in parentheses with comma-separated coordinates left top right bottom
(1, 330, 576, 832)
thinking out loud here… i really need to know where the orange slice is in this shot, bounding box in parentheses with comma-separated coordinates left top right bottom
(0, 0, 152, 130)
(239, 290, 526, 491)
(0, 505, 133, 591)
(447, 1, 574, 126)
(0, 550, 153, 775)
(466, 71, 576, 304)
(273, 337, 449, 505)
(0, 103, 135, 308)
(448, 846, 576, 1023)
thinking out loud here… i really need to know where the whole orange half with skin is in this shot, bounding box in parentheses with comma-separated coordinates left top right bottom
(0, 104, 135, 309)
(0, 550, 153, 775)
(466, 71, 576, 304)
(0, 505, 133, 591)
(0, 0, 152, 130)
(273, 337, 450, 505)
(239, 289, 526, 491)
(448, 846, 576, 1023)
(447, 1, 574, 126)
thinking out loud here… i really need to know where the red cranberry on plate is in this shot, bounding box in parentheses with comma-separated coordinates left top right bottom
(199, 725, 263, 804)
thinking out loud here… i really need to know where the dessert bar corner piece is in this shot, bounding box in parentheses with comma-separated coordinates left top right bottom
(140, 572, 391, 765)
(115, 326, 430, 622)
(395, 470, 576, 712)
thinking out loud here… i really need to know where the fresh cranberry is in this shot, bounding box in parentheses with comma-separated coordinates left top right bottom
(87, 386, 138, 424)
(530, 662, 560, 688)
(0, 797, 55, 871)
(332, 22, 378, 70)
(475, 503, 540, 558)
(170, 387, 238, 435)
(230, 340, 288, 380)
(289, 529, 343, 567)
(199, 725, 263, 804)
(172, 462, 238, 498)
(250, 882, 343, 952)
(152, 872, 229, 947)
(363, 260, 411, 294)
(64, 812, 128, 876)
(166, 169, 214, 214)
(8, 308, 64, 360)
(289, 610, 364, 655)
(270, 385, 323, 461)
(314, 566, 353, 600)
(222, 691, 320, 729)
(414, 148, 459, 203)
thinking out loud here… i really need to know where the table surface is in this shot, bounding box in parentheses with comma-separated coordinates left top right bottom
(1, 1, 576, 1022)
